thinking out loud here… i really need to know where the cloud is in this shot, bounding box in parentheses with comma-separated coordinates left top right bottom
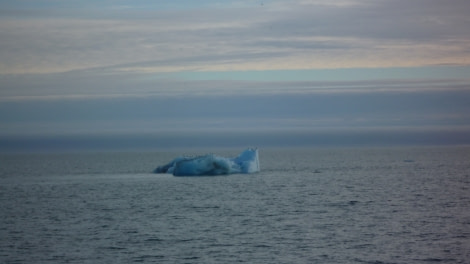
(2, 86, 470, 135)
(1, 0, 470, 74)
(2, 1, 470, 148)
(1, 68, 469, 102)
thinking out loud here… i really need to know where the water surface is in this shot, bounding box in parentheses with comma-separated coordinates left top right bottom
(1, 147, 469, 263)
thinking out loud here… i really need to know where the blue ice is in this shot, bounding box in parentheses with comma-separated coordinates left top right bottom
(154, 148, 260, 176)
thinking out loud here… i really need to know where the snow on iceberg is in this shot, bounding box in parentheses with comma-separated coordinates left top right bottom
(154, 148, 260, 176)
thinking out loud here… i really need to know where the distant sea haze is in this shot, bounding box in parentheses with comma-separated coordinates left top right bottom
(2, 88, 470, 153)
(1, 128, 470, 152)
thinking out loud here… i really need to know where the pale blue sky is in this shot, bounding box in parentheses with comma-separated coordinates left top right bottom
(1, 0, 470, 150)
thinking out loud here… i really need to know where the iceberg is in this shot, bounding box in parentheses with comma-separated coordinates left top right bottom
(154, 148, 260, 176)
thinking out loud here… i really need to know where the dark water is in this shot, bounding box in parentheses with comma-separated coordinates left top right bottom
(1, 147, 469, 263)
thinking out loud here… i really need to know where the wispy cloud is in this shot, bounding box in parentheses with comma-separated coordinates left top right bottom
(1, 0, 469, 74)
(1, 69, 469, 102)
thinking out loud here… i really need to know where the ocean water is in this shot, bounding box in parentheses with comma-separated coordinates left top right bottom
(1, 146, 469, 263)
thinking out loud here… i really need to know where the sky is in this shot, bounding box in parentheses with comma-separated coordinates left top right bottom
(1, 0, 470, 151)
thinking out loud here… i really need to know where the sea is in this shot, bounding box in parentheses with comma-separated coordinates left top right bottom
(1, 146, 469, 264)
